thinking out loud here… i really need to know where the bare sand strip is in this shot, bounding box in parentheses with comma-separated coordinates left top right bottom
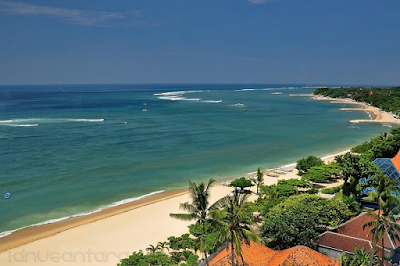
(313, 96, 400, 125)
(0, 151, 348, 266)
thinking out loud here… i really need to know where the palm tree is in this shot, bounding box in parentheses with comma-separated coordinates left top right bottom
(146, 244, 160, 254)
(251, 168, 264, 194)
(363, 172, 400, 266)
(157, 241, 169, 252)
(170, 179, 215, 266)
(378, 132, 389, 141)
(339, 247, 379, 266)
(211, 190, 261, 266)
(363, 207, 400, 266)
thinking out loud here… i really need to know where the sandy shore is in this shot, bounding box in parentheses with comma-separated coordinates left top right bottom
(0, 151, 347, 266)
(313, 95, 400, 125)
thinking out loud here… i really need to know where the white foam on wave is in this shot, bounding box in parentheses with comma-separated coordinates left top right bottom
(158, 96, 200, 101)
(202, 100, 222, 103)
(154, 90, 204, 96)
(8, 124, 38, 127)
(235, 89, 256, 91)
(230, 103, 246, 107)
(0, 118, 104, 125)
(0, 190, 164, 239)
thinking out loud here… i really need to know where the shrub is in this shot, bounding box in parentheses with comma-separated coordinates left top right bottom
(321, 185, 342, 195)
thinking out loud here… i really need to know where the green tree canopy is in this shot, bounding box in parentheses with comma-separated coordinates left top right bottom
(118, 251, 173, 266)
(266, 194, 352, 227)
(335, 152, 379, 196)
(296, 155, 324, 175)
(302, 164, 341, 183)
(229, 177, 253, 191)
(260, 213, 319, 249)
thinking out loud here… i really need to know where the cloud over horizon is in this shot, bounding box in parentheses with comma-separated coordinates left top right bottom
(0, 1, 141, 26)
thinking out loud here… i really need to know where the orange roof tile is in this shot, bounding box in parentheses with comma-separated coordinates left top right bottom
(391, 150, 400, 173)
(209, 241, 339, 266)
(267, 245, 339, 266)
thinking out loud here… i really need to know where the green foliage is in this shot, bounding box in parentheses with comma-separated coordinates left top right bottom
(251, 167, 264, 194)
(230, 177, 253, 190)
(266, 194, 352, 227)
(296, 155, 324, 175)
(188, 222, 219, 254)
(339, 247, 380, 266)
(341, 196, 361, 216)
(118, 251, 174, 266)
(302, 164, 341, 183)
(260, 213, 319, 249)
(305, 188, 319, 194)
(265, 184, 298, 197)
(167, 234, 198, 252)
(185, 254, 199, 266)
(277, 179, 312, 188)
(260, 197, 287, 217)
(335, 152, 379, 196)
(321, 185, 342, 194)
(314, 86, 400, 114)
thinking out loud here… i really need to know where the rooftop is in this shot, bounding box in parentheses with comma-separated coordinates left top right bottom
(209, 241, 339, 266)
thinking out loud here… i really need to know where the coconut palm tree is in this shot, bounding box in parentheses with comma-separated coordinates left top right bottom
(211, 190, 261, 266)
(363, 207, 400, 266)
(170, 179, 215, 266)
(146, 244, 160, 254)
(251, 168, 264, 194)
(339, 247, 379, 266)
(157, 241, 169, 252)
(363, 172, 400, 266)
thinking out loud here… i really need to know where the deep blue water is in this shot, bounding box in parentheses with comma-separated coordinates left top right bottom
(0, 84, 387, 236)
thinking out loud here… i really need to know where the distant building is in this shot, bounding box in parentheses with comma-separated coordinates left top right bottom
(206, 240, 338, 266)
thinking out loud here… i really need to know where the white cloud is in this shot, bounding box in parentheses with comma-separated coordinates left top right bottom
(0, 1, 142, 26)
(247, 0, 274, 4)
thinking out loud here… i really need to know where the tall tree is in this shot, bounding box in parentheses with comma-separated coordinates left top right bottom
(363, 173, 400, 266)
(251, 168, 264, 194)
(170, 179, 215, 266)
(211, 190, 261, 266)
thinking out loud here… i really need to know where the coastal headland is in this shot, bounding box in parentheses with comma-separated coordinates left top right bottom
(312, 95, 400, 125)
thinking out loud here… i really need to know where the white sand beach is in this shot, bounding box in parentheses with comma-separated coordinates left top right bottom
(0, 151, 346, 266)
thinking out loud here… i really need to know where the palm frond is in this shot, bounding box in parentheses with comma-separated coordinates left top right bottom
(169, 213, 197, 221)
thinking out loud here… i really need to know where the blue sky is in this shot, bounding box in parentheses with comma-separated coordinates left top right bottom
(0, 0, 399, 85)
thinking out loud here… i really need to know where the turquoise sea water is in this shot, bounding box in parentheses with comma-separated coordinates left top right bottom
(0, 84, 387, 237)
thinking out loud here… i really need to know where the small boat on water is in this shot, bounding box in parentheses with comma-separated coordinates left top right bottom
(4, 192, 10, 199)
(271, 92, 283, 95)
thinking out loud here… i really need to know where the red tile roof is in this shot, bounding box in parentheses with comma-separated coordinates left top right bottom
(335, 212, 398, 249)
(317, 231, 386, 257)
(391, 150, 400, 173)
(209, 241, 339, 266)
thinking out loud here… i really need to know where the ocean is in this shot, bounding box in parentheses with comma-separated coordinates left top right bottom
(0, 84, 387, 237)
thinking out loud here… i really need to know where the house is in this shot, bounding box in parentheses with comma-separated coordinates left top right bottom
(207, 240, 338, 266)
(316, 212, 400, 265)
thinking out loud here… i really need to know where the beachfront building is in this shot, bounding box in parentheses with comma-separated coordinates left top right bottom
(360, 150, 400, 198)
(316, 212, 399, 265)
(205, 241, 338, 266)
(374, 150, 400, 181)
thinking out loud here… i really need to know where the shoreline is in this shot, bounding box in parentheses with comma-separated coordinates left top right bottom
(313, 95, 400, 125)
(0, 147, 351, 256)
